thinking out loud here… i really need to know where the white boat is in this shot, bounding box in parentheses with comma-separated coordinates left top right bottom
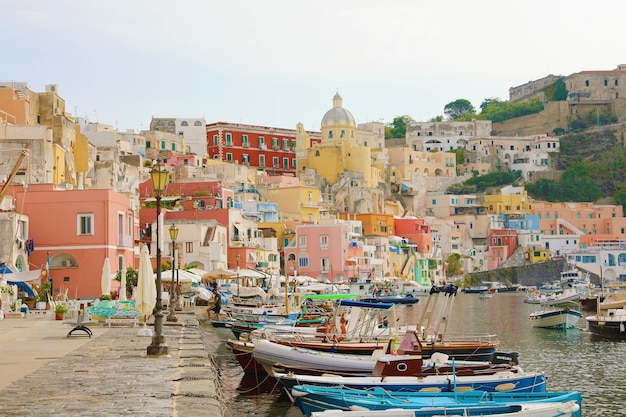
(529, 305, 582, 329)
(585, 307, 626, 339)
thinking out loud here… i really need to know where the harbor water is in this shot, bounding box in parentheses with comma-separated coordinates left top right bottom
(202, 291, 626, 417)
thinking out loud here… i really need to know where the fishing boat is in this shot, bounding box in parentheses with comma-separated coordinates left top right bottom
(529, 299, 582, 330)
(292, 385, 581, 417)
(255, 331, 518, 377)
(585, 307, 626, 339)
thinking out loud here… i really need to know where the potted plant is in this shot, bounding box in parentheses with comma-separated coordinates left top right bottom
(54, 303, 68, 320)
(36, 281, 51, 310)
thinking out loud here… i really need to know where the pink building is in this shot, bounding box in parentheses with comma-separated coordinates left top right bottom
(284, 222, 362, 282)
(486, 228, 518, 270)
(8, 184, 136, 298)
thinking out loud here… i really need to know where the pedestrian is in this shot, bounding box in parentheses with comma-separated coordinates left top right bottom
(207, 288, 222, 321)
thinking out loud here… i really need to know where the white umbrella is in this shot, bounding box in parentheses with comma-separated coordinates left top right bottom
(192, 286, 212, 301)
(204, 267, 237, 279)
(119, 267, 128, 301)
(157, 269, 202, 283)
(135, 245, 156, 318)
(101, 258, 112, 296)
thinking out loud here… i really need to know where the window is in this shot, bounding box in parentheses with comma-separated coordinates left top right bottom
(186, 242, 193, 253)
(171, 142, 176, 151)
(299, 236, 307, 248)
(194, 121, 202, 126)
(78, 214, 94, 235)
(298, 255, 309, 268)
(259, 136, 265, 146)
(340, 130, 346, 138)
(167, 121, 175, 127)
(329, 131, 333, 139)
(292, 159, 297, 169)
(242, 154, 250, 165)
(160, 141, 166, 149)
(291, 140, 297, 150)
(181, 121, 189, 126)
(242, 135, 249, 148)
(225, 133, 232, 146)
(259, 155, 265, 168)
(272, 138, 278, 150)
(320, 235, 329, 249)
(282, 139, 289, 150)
(156, 121, 164, 127)
(273, 157, 279, 167)
(226, 153, 232, 161)
(321, 258, 330, 272)
(283, 157, 289, 169)
(213, 134, 218, 146)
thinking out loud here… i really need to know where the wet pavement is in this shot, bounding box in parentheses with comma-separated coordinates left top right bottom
(0, 308, 223, 417)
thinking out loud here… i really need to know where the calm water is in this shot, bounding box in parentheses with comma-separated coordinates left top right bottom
(202, 292, 626, 417)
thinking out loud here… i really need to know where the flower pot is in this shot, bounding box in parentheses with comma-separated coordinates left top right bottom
(55, 312, 64, 320)
(36, 301, 47, 310)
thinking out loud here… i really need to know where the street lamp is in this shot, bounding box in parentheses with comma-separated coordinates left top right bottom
(166, 224, 179, 322)
(235, 253, 240, 296)
(147, 160, 169, 356)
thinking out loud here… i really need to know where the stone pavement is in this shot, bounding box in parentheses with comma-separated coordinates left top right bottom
(0, 309, 224, 417)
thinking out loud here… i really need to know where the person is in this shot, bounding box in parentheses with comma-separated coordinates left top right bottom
(207, 288, 222, 321)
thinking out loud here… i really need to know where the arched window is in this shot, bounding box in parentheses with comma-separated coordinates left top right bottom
(167, 121, 175, 126)
(156, 121, 164, 127)
(315, 150, 320, 156)
(194, 121, 202, 126)
(328, 131, 334, 139)
(340, 130, 346, 138)
(181, 121, 189, 126)
(618, 253, 626, 265)
(608, 254, 616, 266)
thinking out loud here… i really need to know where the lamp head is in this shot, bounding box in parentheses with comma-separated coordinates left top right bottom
(169, 223, 179, 240)
(150, 160, 168, 195)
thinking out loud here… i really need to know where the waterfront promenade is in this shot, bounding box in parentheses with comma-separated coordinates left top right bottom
(0, 309, 223, 417)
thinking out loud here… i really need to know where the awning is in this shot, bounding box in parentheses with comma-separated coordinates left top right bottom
(232, 222, 242, 230)
(3, 269, 43, 282)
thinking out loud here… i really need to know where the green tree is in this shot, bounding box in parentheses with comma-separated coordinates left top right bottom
(445, 253, 462, 277)
(115, 267, 138, 299)
(553, 77, 568, 101)
(444, 99, 475, 120)
(429, 115, 444, 122)
(385, 115, 415, 139)
(479, 98, 503, 113)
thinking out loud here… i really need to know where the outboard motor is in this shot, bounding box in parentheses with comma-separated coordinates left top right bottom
(490, 351, 519, 365)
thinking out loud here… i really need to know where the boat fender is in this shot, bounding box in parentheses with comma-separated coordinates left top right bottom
(490, 351, 519, 365)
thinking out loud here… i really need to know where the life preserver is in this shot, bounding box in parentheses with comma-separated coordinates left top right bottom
(589, 283, 595, 290)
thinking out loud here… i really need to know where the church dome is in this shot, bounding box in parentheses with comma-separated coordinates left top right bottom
(321, 93, 356, 128)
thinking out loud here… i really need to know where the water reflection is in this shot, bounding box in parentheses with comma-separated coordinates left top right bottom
(203, 292, 626, 417)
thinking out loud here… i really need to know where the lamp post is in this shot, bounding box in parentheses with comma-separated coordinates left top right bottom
(166, 224, 179, 322)
(235, 253, 240, 297)
(147, 160, 169, 356)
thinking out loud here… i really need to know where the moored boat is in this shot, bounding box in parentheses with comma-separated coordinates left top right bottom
(529, 307, 582, 329)
(292, 385, 581, 417)
(585, 307, 626, 339)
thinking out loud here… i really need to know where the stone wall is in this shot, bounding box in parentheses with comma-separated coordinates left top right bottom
(466, 258, 567, 287)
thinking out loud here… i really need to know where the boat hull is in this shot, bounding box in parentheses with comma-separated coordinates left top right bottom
(529, 309, 582, 329)
(586, 309, 626, 338)
(276, 369, 548, 394)
(293, 386, 581, 417)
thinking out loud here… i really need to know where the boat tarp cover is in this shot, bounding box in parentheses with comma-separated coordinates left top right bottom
(339, 299, 394, 309)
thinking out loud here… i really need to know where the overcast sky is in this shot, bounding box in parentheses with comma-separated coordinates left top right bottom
(3, 0, 624, 133)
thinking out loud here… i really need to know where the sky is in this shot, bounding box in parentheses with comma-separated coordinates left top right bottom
(3, 0, 625, 133)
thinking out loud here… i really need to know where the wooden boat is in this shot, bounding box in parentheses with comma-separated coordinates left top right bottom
(529, 298, 582, 330)
(255, 331, 517, 377)
(585, 307, 626, 339)
(359, 294, 420, 305)
(292, 385, 581, 417)
(529, 307, 582, 329)
(275, 364, 548, 394)
(226, 338, 265, 373)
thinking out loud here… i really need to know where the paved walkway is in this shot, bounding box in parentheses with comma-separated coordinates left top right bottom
(0, 309, 223, 417)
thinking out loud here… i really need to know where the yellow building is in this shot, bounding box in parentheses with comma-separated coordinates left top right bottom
(298, 93, 376, 188)
(483, 186, 532, 214)
(524, 247, 551, 263)
(338, 213, 395, 237)
(267, 185, 326, 223)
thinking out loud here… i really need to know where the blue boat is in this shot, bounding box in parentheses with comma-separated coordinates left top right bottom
(292, 385, 581, 417)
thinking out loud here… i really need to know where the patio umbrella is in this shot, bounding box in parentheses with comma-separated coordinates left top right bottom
(135, 245, 156, 319)
(204, 267, 236, 280)
(157, 269, 202, 283)
(101, 258, 112, 296)
(119, 267, 128, 301)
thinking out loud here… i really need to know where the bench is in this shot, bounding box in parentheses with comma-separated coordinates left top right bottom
(67, 313, 95, 338)
(105, 317, 138, 327)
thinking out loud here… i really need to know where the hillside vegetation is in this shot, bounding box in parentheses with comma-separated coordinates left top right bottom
(446, 127, 626, 206)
